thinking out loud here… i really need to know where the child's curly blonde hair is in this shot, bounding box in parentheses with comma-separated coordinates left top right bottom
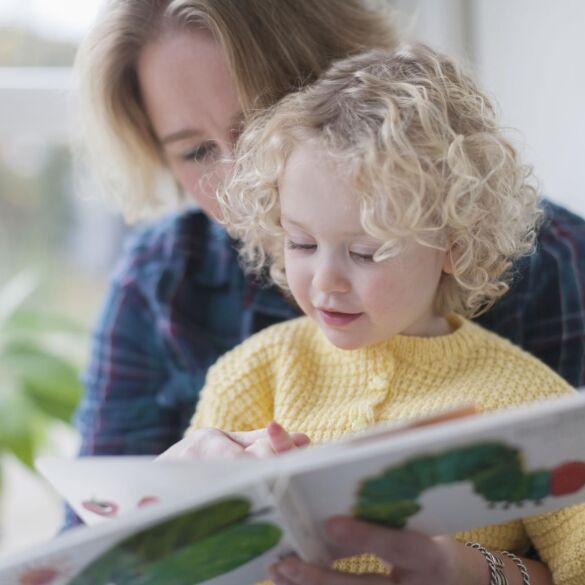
(219, 44, 541, 317)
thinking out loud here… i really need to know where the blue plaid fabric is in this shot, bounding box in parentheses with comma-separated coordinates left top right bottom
(476, 200, 585, 387)
(75, 210, 299, 458)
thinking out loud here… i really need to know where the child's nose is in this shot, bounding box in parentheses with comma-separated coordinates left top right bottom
(312, 259, 351, 294)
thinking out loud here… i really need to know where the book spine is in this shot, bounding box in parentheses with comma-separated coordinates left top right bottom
(271, 476, 331, 565)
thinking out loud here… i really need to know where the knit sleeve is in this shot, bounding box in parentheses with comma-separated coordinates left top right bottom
(523, 503, 585, 585)
(187, 332, 278, 433)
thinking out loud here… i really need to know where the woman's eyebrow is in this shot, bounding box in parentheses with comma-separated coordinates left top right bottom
(161, 111, 244, 145)
(161, 128, 203, 145)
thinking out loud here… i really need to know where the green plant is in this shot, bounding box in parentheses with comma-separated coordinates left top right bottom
(0, 271, 84, 478)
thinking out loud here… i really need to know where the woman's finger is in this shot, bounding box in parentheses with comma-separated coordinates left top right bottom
(268, 558, 389, 585)
(324, 517, 443, 573)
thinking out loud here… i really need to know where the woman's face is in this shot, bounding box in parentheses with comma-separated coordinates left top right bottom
(137, 29, 242, 220)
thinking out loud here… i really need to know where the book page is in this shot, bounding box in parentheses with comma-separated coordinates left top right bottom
(17, 394, 585, 577)
(36, 456, 249, 526)
(281, 393, 585, 554)
(0, 480, 294, 585)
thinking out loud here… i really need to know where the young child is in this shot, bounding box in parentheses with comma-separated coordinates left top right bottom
(165, 45, 585, 584)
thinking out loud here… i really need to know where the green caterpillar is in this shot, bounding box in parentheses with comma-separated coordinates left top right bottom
(354, 442, 558, 528)
(70, 497, 282, 585)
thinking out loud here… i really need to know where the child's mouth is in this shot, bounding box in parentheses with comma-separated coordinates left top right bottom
(318, 309, 363, 327)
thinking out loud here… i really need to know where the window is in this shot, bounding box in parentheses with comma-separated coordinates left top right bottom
(0, 0, 124, 555)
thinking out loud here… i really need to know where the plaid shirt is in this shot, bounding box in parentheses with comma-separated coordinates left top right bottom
(476, 200, 585, 386)
(75, 200, 585, 458)
(75, 211, 299, 457)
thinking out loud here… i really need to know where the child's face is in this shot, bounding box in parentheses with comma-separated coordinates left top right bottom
(279, 143, 452, 350)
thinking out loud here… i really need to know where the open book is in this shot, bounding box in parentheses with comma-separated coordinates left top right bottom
(2, 392, 585, 585)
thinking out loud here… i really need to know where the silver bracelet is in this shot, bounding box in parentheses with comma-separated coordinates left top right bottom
(465, 542, 508, 585)
(499, 550, 531, 585)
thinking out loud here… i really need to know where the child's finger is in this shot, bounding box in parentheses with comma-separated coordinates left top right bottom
(290, 432, 311, 448)
(244, 438, 276, 458)
(156, 428, 245, 460)
(267, 421, 298, 453)
(225, 428, 272, 446)
(267, 422, 311, 452)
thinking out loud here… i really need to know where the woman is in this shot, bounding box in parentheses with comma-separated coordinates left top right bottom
(74, 0, 398, 460)
(72, 0, 585, 581)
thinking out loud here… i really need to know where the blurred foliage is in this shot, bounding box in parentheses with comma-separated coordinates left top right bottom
(0, 272, 84, 476)
(0, 26, 103, 486)
(0, 26, 76, 66)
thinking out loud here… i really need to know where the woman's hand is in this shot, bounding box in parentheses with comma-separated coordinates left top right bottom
(268, 516, 485, 585)
(157, 421, 310, 460)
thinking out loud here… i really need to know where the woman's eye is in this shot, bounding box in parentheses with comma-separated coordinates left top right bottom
(286, 241, 316, 251)
(182, 141, 216, 162)
(350, 251, 374, 262)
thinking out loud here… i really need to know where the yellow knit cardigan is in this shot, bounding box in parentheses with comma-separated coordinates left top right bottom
(189, 315, 585, 585)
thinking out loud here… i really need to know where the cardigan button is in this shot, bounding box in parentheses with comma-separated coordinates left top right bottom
(368, 374, 388, 392)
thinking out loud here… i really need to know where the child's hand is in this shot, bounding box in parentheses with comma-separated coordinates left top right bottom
(244, 421, 311, 457)
(157, 422, 310, 460)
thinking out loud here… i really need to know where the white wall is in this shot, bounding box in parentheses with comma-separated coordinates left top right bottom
(471, 0, 585, 217)
(0, 68, 73, 141)
(394, 0, 585, 218)
(390, 0, 471, 61)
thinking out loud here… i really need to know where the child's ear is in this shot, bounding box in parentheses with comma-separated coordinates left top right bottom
(442, 244, 458, 275)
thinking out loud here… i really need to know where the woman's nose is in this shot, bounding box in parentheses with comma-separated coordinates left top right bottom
(197, 145, 234, 191)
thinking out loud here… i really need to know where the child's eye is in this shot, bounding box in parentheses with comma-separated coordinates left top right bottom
(350, 251, 374, 263)
(182, 141, 216, 163)
(286, 241, 316, 251)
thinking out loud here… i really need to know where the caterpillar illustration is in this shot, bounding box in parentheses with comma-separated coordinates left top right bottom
(354, 442, 585, 528)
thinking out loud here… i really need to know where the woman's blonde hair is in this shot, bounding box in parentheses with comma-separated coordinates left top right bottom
(221, 44, 542, 317)
(74, 0, 398, 222)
